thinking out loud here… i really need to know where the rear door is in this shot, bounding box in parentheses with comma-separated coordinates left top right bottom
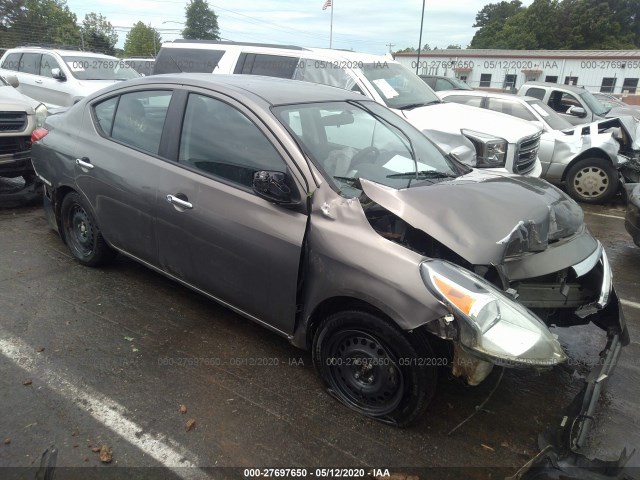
(154, 89, 308, 333)
(74, 88, 174, 264)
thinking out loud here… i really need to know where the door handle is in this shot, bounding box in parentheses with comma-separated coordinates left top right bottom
(166, 194, 193, 210)
(35, 79, 43, 84)
(75, 157, 94, 169)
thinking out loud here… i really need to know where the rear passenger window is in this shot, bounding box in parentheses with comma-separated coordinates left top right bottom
(486, 98, 536, 121)
(101, 90, 172, 155)
(1, 52, 22, 71)
(20, 53, 41, 75)
(443, 95, 483, 107)
(234, 53, 299, 79)
(153, 48, 224, 74)
(524, 87, 545, 100)
(178, 93, 287, 187)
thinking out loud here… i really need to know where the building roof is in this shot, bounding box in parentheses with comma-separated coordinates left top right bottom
(395, 49, 640, 59)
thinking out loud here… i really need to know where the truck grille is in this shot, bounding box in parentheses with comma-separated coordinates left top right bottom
(516, 133, 540, 174)
(0, 136, 30, 156)
(0, 112, 27, 132)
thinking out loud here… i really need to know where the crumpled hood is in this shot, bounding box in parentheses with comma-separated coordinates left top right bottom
(360, 170, 584, 265)
(579, 115, 640, 151)
(0, 85, 40, 112)
(399, 102, 541, 143)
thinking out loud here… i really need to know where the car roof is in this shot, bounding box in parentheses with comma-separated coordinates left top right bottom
(523, 81, 586, 94)
(97, 73, 369, 106)
(439, 90, 539, 103)
(160, 41, 394, 64)
(8, 47, 119, 59)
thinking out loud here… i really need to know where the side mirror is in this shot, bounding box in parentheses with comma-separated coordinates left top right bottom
(567, 106, 586, 118)
(51, 68, 66, 81)
(253, 171, 295, 204)
(4, 74, 19, 88)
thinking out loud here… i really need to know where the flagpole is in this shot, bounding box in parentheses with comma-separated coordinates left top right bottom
(329, 1, 334, 48)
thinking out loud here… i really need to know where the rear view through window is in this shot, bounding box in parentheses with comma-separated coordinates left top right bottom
(154, 48, 225, 74)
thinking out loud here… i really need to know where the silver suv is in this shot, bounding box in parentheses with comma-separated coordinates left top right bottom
(0, 47, 140, 108)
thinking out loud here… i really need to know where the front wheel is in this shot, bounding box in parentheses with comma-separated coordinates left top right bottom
(60, 192, 115, 267)
(565, 157, 619, 204)
(312, 310, 437, 426)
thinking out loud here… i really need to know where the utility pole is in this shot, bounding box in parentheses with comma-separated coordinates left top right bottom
(386, 43, 395, 53)
(415, 0, 426, 74)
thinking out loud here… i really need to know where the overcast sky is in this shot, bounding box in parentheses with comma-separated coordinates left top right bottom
(65, 0, 533, 54)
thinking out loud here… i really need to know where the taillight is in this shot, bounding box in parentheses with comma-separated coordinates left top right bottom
(31, 127, 49, 142)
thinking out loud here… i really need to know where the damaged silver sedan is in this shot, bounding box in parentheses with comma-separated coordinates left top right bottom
(31, 75, 628, 444)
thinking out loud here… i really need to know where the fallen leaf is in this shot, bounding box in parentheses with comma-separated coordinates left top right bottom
(99, 445, 112, 463)
(185, 419, 196, 432)
(124, 336, 134, 342)
(91, 447, 101, 453)
(4, 438, 10, 445)
(501, 441, 510, 448)
(179, 405, 187, 414)
(73, 444, 78, 448)
(23, 379, 32, 386)
(132, 347, 139, 352)
(36, 347, 45, 353)
(71, 431, 77, 437)
(481, 443, 495, 452)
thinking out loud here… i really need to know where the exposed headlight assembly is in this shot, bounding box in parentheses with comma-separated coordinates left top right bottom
(420, 259, 567, 367)
(35, 103, 48, 128)
(461, 129, 507, 168)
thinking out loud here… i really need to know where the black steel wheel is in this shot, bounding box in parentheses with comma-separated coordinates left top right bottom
(313, 310, 437, 426)
(565, 157, 619, 204)
(61, 192, 115, 267)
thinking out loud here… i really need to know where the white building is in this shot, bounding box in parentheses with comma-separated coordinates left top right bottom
(394, 49, 640, 96)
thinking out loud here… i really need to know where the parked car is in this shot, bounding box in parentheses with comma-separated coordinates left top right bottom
(419, 75, 472, 91)
(153, 41, 543, 177)
(122, 58, 155, 76)
(593, 92, 640, 117)
(626, 184, 640, 247)
(439, 89, 633, 203)
(0, 47, 140, 107)
(31, 74, 628, 437)
(0, 74, 47, 184)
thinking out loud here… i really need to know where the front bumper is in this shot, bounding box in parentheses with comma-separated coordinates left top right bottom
(0, 149, 33, 178)
(512, 293, 632, 479)
(625, 197, 640, 247)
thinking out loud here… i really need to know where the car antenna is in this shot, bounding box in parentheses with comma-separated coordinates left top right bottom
(169, 55, 183, 73)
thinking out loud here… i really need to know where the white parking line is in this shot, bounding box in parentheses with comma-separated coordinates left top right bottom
(583, 211, 625, 220)
(621, 299, 640, 310)
(0, 332, 210, 479)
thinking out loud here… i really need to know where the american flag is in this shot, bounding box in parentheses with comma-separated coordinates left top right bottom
(322, 0, 332, 10)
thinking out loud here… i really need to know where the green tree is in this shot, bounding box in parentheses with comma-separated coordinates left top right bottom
(123, 21, 162, 57)
(82, 12, 118, 55)
(469, 0, 524, 48)
(395, 47, 416, 53)
(1, 0, 80, 48)
(446, 44, 462, 49)
(183, 0, 220, 40)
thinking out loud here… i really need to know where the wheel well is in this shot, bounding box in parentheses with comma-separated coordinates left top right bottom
(561, 148, 614, 182)
(305, 296, 392, 350)
(52, 185, 76, 237)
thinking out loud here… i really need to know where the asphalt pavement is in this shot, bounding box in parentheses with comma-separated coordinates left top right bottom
(0, 191, 638, 480)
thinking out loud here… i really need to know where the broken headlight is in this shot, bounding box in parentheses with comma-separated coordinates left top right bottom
(420, 260, 567, 367)
(461, 129, 507, 168)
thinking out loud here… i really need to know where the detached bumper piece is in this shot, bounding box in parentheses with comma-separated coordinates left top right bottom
(512, 305, 634, 480)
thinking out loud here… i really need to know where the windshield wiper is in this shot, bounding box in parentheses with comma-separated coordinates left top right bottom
(397, 100, 441, 110)
(387, 170, 457, 179)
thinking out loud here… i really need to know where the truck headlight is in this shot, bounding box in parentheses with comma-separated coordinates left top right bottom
(461, 129, 507, 168)
(35, 103, 48, 128)
(420, 259, 566, 366)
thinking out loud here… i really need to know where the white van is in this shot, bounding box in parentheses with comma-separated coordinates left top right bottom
(154, 41, 543, 176)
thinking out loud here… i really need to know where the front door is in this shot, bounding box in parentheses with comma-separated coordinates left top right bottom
(155, 90, 307, 333)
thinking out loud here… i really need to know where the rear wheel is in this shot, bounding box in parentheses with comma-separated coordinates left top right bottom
(61, 192, 115, 266)
(312, 310, 437, 426)
(565, 157, 618, 204)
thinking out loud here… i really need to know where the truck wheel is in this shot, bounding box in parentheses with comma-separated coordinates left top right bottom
(60, 192, 115, 266)
(565, 157, 619, 204)
(313, 310, 437, 426)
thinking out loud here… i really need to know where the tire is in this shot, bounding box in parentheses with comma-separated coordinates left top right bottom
(60, 192, 115, 267)
(565, 157, 619, 204)
(312, 310, 437, 426)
